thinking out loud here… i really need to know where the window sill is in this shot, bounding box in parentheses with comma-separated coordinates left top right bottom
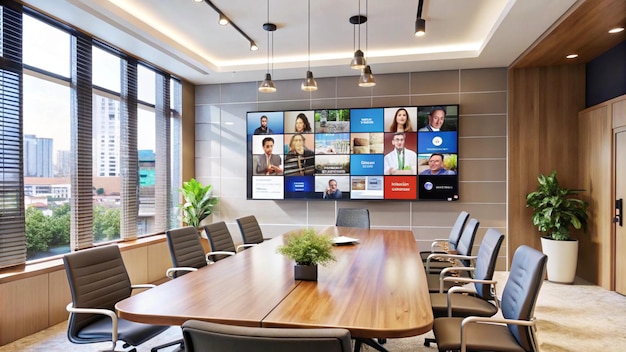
(0, 233, 167, 284)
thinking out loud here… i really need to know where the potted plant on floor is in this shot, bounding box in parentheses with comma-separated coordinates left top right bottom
(526, 170, 589, 283)
(178, 178, 218, 235)
(277, 229, 336, 281)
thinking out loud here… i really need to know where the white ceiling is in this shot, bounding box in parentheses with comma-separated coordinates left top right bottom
(22, 0, 579, 85)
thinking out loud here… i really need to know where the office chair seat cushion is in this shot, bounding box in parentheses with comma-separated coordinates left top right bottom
(433, 317, 526, 352)
(75, 316, 167, 346)
(429, 293, 498, 318)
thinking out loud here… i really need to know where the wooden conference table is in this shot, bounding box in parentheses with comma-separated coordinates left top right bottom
(116, 226, 433, 344)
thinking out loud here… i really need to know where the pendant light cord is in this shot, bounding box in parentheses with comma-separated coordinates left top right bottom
(307, 0, 311, 71)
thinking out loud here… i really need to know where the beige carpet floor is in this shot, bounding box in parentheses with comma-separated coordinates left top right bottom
(2, 271, 625, 351)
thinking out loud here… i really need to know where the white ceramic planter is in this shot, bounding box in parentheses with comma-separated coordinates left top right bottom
(540, 237, 579, 284)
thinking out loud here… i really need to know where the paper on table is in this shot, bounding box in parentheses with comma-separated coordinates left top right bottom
(332, 236, 359, 245)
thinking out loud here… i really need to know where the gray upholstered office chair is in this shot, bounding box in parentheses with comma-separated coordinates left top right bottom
(424, 228, 504, 347)
(236, 215, 270, 246)
(63, 245, 169, 352)
(335, 208, 370, 228)
(181, 320, 352, 352)
(432, 245, 548, 352)
(425, 217, 479, 275)
(419, 210, 469, 261)
(204, 221, 252, 262)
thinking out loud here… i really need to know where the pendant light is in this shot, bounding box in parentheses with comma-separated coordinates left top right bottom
(349, 0, 366, 69)
(259, 0, 277, 93)
(358, 0, 376, 87)
(301, 0, 318, 91)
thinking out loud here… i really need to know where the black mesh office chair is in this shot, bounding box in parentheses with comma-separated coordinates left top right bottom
(63, 245, 169, 352)
(432, 245, 548, 352)
(419, 211, 469, 261)
(335, 208, 370, 228)
(236, 215, 269, 246)
(182, 320, 352, 352)
(424, 228, 504, 346)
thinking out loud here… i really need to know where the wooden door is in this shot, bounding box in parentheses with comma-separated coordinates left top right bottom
(615, 129, 626, 295)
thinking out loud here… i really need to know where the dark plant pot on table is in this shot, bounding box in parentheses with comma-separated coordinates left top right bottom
(294, 264, 318, 281)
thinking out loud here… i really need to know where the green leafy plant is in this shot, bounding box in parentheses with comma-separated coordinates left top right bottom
(178, 178, 218, 229)
(526, 171, 589, 240)
(277, 229, 336, 266)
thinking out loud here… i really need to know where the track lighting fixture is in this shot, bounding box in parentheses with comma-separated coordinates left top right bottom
(301, 0, 318, 91)
(199, 0, 258, 51)
(415, 0, 426, 36)
(218, 13, 229, 26)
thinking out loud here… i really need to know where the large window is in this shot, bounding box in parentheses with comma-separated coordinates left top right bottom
(0, 2, 182, 267)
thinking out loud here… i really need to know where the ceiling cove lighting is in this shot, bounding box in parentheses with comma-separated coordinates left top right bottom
(415, 0, 425, 36)
(301, 0, 318, 91)
(200, 0, 258, 51)
(259, 0, 277, 93)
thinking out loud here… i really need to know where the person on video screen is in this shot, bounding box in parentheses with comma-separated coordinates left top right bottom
(294, 113, 312, 133)
(323, 179, 342, 199)
(254, 115, 274, 135)
(256, 137, 282, 175)
(285, 133, 315, 176)
(420, 153, 456, 175)
(418, 106, 446, 132)
(389, 108, 413, 132)
(384, 132, 417, 175)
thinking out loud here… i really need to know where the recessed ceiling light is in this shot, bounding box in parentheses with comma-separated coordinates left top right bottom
(609, 27, 624, 34)
(566, 54, 578, 59)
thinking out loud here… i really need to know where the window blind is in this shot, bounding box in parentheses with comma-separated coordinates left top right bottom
(0, 2, 25, 269)
(70, 32, 94, 251)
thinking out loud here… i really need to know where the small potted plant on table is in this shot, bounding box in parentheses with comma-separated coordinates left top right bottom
(277, 229, 336, 281)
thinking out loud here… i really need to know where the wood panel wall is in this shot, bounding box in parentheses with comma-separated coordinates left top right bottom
(578, 103, 613, 288)
(507, 65, 586, 261)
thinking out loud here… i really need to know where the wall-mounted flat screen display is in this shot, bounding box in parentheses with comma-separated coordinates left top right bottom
(246, 105, 459, 201)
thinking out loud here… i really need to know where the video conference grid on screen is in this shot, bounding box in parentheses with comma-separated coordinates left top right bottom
(246, 105, 459, 201)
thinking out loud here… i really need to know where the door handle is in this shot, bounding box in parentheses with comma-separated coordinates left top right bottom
(614, 198, 623, 227)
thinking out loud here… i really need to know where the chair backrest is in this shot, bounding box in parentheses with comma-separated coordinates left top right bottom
(236, 215, 265, 244)
(501, 245, 548, 351)
(454, 218, 479, 266)
(182, 320, 352, 352)
(166, 226, 208, 277)
(335, 208, 370, 229)
(472, 228, 505, 299)
(204, 221, 236, 262)
(63, 245, 132, 343)
(447, 211, 470, 251)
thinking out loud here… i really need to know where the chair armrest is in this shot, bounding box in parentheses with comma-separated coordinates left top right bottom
(426, 253, 477, 271)
(460, 316, 537, 352)
(236, 244, 257, 252)
(205, 251, 236, 264)
(131, 284, 156, 290)
(438, 267, 475, 293)
(446, 281, 499, 316)
(430, 239, 450, 252)
(166, 267, 198, 279)
(66, 302, 118, 349)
